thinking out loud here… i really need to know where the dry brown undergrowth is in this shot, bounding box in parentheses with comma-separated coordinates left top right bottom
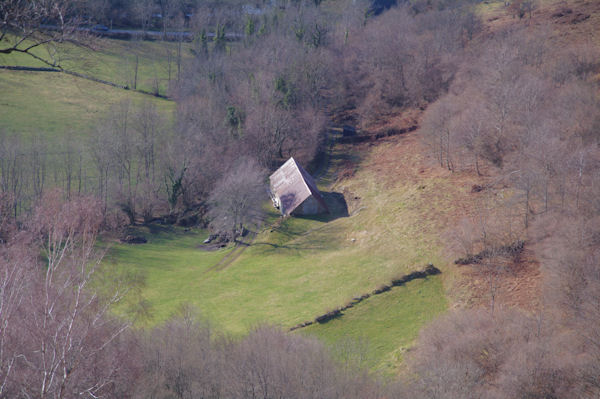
(347, 108, 542, 313)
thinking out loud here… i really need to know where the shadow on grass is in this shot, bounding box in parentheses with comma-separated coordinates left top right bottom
(252, 191, 349, 253)
(122, 223, 203, 245)
(250, 241, 327, 251)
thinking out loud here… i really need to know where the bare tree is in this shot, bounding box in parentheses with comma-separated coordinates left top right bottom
(107, 100, 140, 224)
(133, 101, 162, 183)
(28, 133, 48, 202)
(133, 101, 164, 222)
(454, 97, 497, 175)
(89, 124, 113, 211)
(0, 132, 25, 217)
(0, 0, 90, 68)
(58, 132, 84, 200)
(208, 158, 266, 241)
(0, 191, 137, 398)
(0, 233, 33, 396)
(132, 0, 157, 34)
(132, 306, 221, 399)
(421, 94, 459, 171)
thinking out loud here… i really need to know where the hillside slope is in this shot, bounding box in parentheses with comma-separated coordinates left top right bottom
(109, 123, 496, 370)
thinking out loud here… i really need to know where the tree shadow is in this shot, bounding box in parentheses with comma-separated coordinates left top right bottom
(147, 223, 174, 236)
(250, 241, 325, 251)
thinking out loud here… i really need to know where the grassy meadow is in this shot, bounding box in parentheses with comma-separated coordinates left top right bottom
(0, 69, 174, 142)
(104, 133, 480, 371)
(302, 275, 446, 374)
(0, 37, 177, 188)
(0, 36, 182, 143)
(109, 164, 449, 333)
(0, 36, 192, 95)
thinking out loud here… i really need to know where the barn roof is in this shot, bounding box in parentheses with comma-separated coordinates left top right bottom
(269, 157, 328, 216)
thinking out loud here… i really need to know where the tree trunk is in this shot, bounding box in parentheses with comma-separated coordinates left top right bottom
(134, 55, 139, 90)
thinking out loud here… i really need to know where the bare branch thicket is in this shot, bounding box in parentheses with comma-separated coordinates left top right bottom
(132, 306, 220, 399)
(132, 0, 157, 34)
(134, 315, 387, 399)
(207, 157, 266, 241)
(350, 6, 474, 128)
(420, 94, 460, 171)
(408, 308, 582, 399)
(132, 101, 164, 221)
(168, 92, 232, 211)
(0, 191, 138, 398)
(0, 0, 92, 68)
(416, 24, 600, 399)
(0, 233, 34, 397)
(531, 210, 600, 396)
(87, 100, 172, 224)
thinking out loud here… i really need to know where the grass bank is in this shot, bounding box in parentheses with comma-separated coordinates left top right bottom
(0, 37, 191, 96)
(0, 69, 173, 141)
(301, 275, 446, 374)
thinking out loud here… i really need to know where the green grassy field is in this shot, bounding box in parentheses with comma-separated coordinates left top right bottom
(105, 136, 470, 371)
(0, 69, 173, 141)
(106, 215, 447, 371)
(0, 36, 191, 95)
(109, 184, 446, 334)
(104, 225, 235, 324)
(301, 275, 446, 374)
(0, 37, 178, 204)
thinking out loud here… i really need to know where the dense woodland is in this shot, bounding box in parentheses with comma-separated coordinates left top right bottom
(1, 0, 600, 397)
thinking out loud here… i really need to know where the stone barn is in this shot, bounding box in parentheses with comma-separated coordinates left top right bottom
(269, 157, 329, 216)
